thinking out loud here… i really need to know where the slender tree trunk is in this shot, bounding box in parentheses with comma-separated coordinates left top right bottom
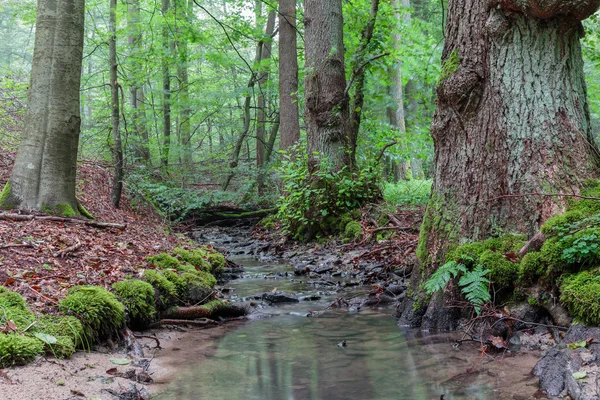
(1, 0, 85, 215)
(405, 0, 600, 329)
(348, 0, 381, 168)
(278, 0, 300, 152)
(109, 0, 123, 208)
(265, 113, 281, 164)
(304, 0, 350, 171)
(176, 0, 192, 170)
(161, 0, 172, 168)
(127, 0, 150, 164)
(256, 9, 276, 195)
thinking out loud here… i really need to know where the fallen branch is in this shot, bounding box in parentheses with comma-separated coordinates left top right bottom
(0, 243, 35, 249)
(0, 212, 126, 230)
(54, 240, 82, 258)
(133, 334, 161, 349)
(159, 318, 219, 327)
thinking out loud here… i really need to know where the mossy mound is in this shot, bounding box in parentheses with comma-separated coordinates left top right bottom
(59, 286, 125, 341)
(34, 314, 87, 355)
(112, 280, 157, 329)
(207, 253, 226, 274)
(146, 253, 181, 270)
(180, 272, 214, 303)
(172, 248, 211, 271)
(0, 334, 44, 368)
(344, 221, 363, 242)
(142, 270, 178, 310)
(0, 287, 36, 328)
(560, 270, 600, 325)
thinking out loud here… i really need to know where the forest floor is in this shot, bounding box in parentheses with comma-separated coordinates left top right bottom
(0, 147, 217, 399)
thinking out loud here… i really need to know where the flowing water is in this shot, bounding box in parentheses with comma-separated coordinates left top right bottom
(154, 241, 542, 400)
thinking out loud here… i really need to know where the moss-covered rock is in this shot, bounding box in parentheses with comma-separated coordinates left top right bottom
(180, 272, 214, 303)
(0, 334, 44, 367)
(34, 314, 86, 350)
(162, 270, 187, 298)
(146, 253, 181, 269)
(112, 280, 157, 329)
(207, 253, 226, 274)
(59, 286, 125, 341)
(142, 270, 178, 310)
(518, 252, 545, 284)
(172, 248, 211, 271)
(560, 270, 600, 325)
(478, 250, 519, 288)
(0, 287, 36, 329)
(344, 221, 363, 241)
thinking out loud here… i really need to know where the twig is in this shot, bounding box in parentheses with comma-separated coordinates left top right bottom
(133, 334, 161, 349)
(376, 141, 398, 162)
(159, 318, 220, 327)
(0, 243, 35, 249)
(345, 52, 390, 96)
(54, 240, 82, 258)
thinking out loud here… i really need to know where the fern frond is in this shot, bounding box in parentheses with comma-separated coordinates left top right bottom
(424, 261, 467, 294)
(458, 264, 491, 313)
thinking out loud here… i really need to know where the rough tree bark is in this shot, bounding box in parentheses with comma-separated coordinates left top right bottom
(109, 0, 124, 208)
(176, 0, 192, 170)
(0, 0, 85, 215)
(161, 0, 172, 168)
(278, 0, 300, 152)
(304, 0, 350, 170)
(403, 0, 600, 329)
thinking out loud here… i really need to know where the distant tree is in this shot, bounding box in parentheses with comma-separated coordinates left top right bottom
(0, 0, 85, 215)
(405, 0, 600, 328)
(109, 0, 124, 208)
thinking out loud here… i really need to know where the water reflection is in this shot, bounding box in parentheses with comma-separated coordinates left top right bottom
(154, 308, 538, 400)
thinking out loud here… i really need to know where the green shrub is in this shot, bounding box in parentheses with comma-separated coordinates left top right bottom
(142, 270, 178, 309)
(59, 286, 125, 341)
(383, 180, 432, 206)
(0, 334, 44, 367)
(112, 280, 157, 329)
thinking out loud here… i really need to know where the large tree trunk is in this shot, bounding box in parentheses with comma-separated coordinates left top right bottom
(304, 0, 350, 170)
(0, 0, 85, 215)
(407, 0, 600, 328)
(109, 0, 124, 208)
(278, 0, 300, 152)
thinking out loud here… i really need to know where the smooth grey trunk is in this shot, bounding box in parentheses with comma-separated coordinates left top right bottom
(304, 0, 350, 170)
(127, 0, 150, 164)
(176, 0, 192, 169)
(256, 9, 276, 195)
(278, 0, 300, 152)
(110, 0, 123, 208)
(348, 0, 381, 168)
(1, 0, 85, 215)
(407, 0, 600, 329)
(161, 0, 172, 168)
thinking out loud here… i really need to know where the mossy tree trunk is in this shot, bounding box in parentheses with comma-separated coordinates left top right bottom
(408, 0, 600, 327)
(304, 0, 351, 171)
(0, 0, 85, 216)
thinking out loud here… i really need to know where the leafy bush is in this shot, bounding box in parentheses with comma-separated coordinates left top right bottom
(383, 180, 432, 206)
(59, 286, 125, 341)
(276, 148, 380, 240)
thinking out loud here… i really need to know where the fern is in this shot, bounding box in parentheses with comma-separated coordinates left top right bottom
(424, 261, 467, 294)
(458, 264, 491, 314)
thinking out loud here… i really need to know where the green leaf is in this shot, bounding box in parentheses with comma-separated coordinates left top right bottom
(572, 371, 587, 380)
(567, 341, 587, 349)
(33, 333, 58, 345)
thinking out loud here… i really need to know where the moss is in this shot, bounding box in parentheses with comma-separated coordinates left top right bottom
(34, 315, 86, 350)
(338, 214, 354, 233)
(344, 221, 363, 241)
(259, 215, 277, 229)
(59, 286, 125, 341)
(77, 202, 95, 220)
(518, 252, 545, 283)
(177, 263, 199, 274)
(0, 182, 17, 209)
(207, 253, 226, 274)
(162, 270, 187, 298)
(142, 270, 178, 310)
(180, 272, 215, 303)
(478, 250, 519, 288)
(46, 336, 76, 359)
(448, 234, 525, 264)
(560, 270, 600, 325)
(53, 203, 77, 217)
(541, 210, 584, 236)
(0, 287, 36, 328)
(0, 334, 44, 367)
(172, 248, 213, 272)
(146, 253, 181, 270)
(112, 280, 157, 330)
(439, 49, 460, 83)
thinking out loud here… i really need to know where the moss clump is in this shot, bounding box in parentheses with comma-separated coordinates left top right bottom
(146, 253, 181, 270)
(34, 315, 86, 350)
(162, 270, 187, 298)
(142, 270, 178, 309)
(560, 270, 600, 325)
(53, 203, 77, 217)
(541, 210, 585, 236)
(112, 280, 157, 329)
(518, 252, 545, 283)
(207, 253, 226, 274)
(77, 202, 95, 219)
(439, 49, 460, 83)
(0, 287, 36, 328)
(344, 221, 363, 241)
(0, 182, 17, 209)
(59, 286, 125, 341)
(0, 334, 44, 367)
(479, 250, 519, 288)
(180, 272, 214, 303)
(259, 215, 277, 229)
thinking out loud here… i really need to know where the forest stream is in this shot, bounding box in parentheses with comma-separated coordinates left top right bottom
(152, 227, 543, 400)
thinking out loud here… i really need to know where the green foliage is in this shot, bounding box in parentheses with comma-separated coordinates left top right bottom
(560, 270, 600, 325)
(276, 148, 380, 240)
(33, 315, 86, 357)
(112, 280, 157, 329)
(59, 286, 125, 341)
(424, 261, 467, 294)
(0, 334, 44, 368)
(142, 269, 178, 310)
(383, 180, 432, 206)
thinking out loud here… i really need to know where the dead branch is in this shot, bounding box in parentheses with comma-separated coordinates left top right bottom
(54, 240, 82, 258)
(376, 141, 399, 163)
(161, 306, 212, 320)
(0, 212, 126, 230)
(133, 334, 161, 349)
(159, 318, 219, 327)
(0, 243, 35, 249)
(518, 231, 546, 258)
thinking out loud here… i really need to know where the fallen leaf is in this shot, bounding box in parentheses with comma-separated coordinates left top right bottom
(106, 368, 122, 377)
(503, 252, 519, 263)
(109, 358, 130, 365)
(568, 340, 587, 350)
(34, 332, 58, 345)
(572, 371, 587, 380)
